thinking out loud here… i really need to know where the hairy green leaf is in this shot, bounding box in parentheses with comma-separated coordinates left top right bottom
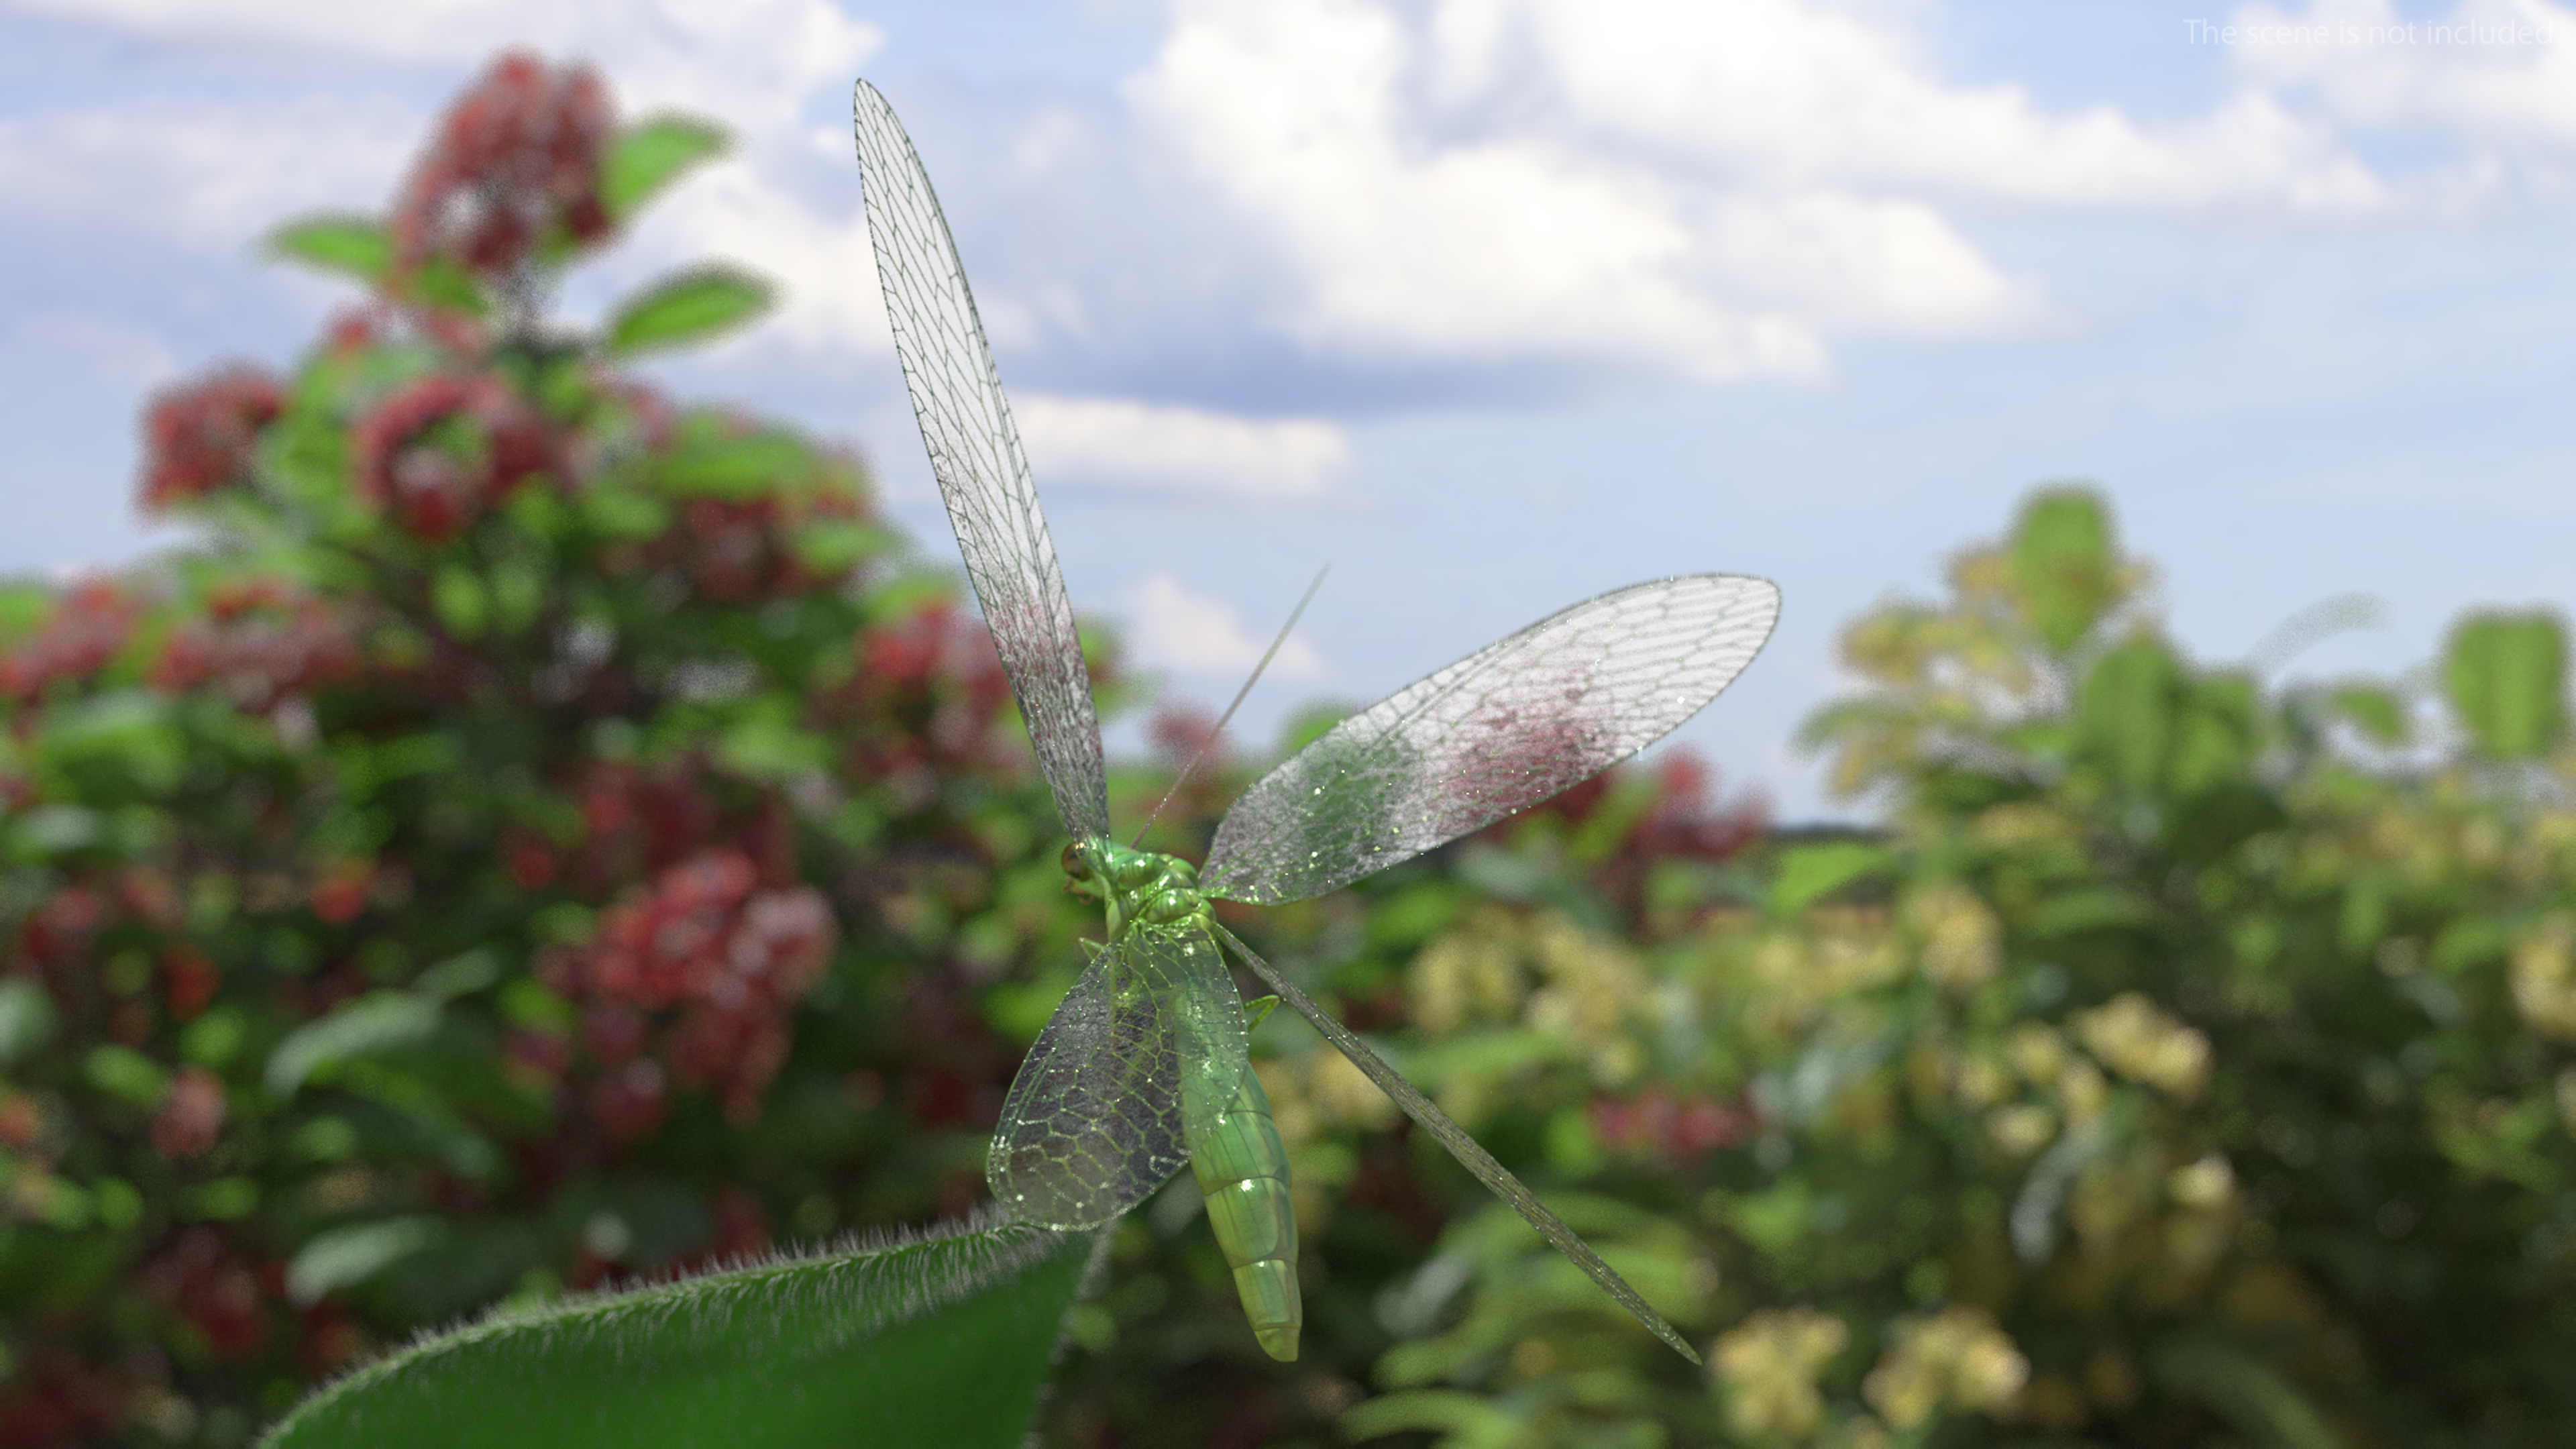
(262, 1215, 1102, 1449)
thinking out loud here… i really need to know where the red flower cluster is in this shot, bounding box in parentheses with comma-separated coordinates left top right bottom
(0, 579, 138, 702)
(547, 849, 836, 1128)
(0, 1356, 125, 1448)
(669, 498, 806, 603)
(562, 760, 727, 892)
(390, 52, 612, 279)
(6, 871, 187, 1005)
(134, 1229, 268, 1361)
(151, 580, 360, 712)
(830, 601, 1015, 792)
(164, 946, 221, 1022)
(350, 374, 555, 541)
(151, 1067, 228, 1160)
(138, 364, 284, 511)
(1589, 1085, 1751, 1162)
(307, 859, 375, 926)
(630, 480, 867, 604)
(1630, 749, 1767, 863)
(13, 885, 107, 975)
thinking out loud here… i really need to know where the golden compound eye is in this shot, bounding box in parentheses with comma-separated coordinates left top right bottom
(1060, 841, 1083, 877)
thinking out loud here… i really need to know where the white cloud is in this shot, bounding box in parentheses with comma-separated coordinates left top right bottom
(2225, 0, 2576, 161)
(0, 99, 416, 245)
(6, 313, 180, 392)
(0, 0, 884, 359)
(1124, 572, 1327, 678)
(6, 0, 878, 133)
(1434, 0, 2381, 209)
(1126, 0, 2395, 381)
(1018, 396, 1350, 497)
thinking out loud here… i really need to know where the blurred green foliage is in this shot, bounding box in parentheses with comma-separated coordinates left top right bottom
(5, 50, 2573, 1449)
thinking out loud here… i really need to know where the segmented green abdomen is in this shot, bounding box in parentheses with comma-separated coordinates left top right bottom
(1185, 1059, 1300, 1362)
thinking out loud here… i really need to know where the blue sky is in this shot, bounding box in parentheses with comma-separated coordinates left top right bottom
(3, 0, 2571, 822)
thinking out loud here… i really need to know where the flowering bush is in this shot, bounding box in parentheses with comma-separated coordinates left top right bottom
(0, 54, 1091, 1446)
(1169, 488, 2574, 1448)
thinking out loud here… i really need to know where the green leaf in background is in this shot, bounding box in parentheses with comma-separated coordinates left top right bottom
(287, 1217, 447, 1306)
(2080, 638, 2180, 791)
(405, 254, 490, 317)
(2151, 1336, 2341, 1449)
(85, 1044, 170, 1106)
(600, 115, 731, 222)
(2444, 608, 2568, 760)
(2328, 683, 2409, 747)
(788, 519, 888, 576)
(433, 567, 490, 641)
(604, 264, 777, 357)
(0, 977, 60, 1065)
(266, 993, 443, 1097)
(656, 429, 815, 500)
(582, 485, 672, 539)
(1768, 841, 1889, 916)
(40, 691, 184, 796)
(2010, 484, 2116, 651)
(269, 214, 394, 285)
(262, 1214, 1103, 1449)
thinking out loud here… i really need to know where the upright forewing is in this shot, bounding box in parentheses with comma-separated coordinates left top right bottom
(1204, 574, 1779, 905)
(987, 925, 1249, 1228)
(852, 80, 1110, 845)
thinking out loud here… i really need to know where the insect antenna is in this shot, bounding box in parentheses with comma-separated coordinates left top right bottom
(1133, 566, 1328, 847)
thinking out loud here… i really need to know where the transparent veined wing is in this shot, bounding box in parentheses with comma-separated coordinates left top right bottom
(1203, 574, 1779, 905)
(987, 923, 1250, 1228)
(851, 80, 1110, 845)
(1211, 922, 1702, 1364)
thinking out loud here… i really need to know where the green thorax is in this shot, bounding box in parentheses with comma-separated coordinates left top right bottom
(1062, 839, 1210, 941)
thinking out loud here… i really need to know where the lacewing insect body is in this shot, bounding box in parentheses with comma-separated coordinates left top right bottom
(851, 79, 1778, 1364)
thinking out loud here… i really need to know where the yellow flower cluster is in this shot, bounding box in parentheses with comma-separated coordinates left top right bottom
(1972, 801, 2082, 852)
(2160, 1152, 2240, 1283)
(1861, 1305, 2029, 1431)
(1521, 911, 1649, 1085)
(1904, 883, 2003, 991)
(2509, 915, 2576, 1042)
(1254, 1050, 1397, 1146)
(1713, 1307, 1849, 1439)
(1986, 1103, 2057, 1157)
(1735, 908, 1904, 1042)
(1410, 906, 1650, 1084)
(1407, 905, 1527, 1034)
(2071, 993, 2211, 1099)
(1968, 1021, 2114, 1144)
(2359, 804, 2455, 883)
